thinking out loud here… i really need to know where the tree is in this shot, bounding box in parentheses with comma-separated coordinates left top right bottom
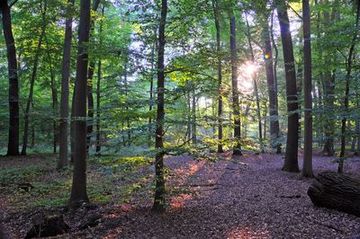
(69, 0, 91, 209)
(229, 11, 242, 156)
(152, 0, 168, 213)
(338, 0, 360, 173)
(258, 4, 281, 154)
(212, 0, 224, 153)
(1, 0, 19, 156)
(86, 0, 101, 152)
(21, 0, 48, 155)
(58, 0, 74, 169)
(276, 0, 299, 172)
(302, 0, 313, 177)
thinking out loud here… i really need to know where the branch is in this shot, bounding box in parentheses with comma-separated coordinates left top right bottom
(9, 0, 19, 8)
(287, 3, 303, 20)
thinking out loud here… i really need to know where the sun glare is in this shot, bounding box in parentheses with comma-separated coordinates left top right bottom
(237, 61, 259, 94)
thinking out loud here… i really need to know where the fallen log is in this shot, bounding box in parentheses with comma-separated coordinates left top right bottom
(307, 171, 360, 217)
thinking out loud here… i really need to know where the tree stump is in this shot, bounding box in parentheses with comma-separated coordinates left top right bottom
(307, 171, 360, 217)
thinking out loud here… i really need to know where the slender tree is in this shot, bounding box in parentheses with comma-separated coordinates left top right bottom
(21, 0, 48, 155)
(229, 12, 242, 155)
(0, 0, 19, 156)
(262, 13, 281, 154)
(245, 13, 263, 152)
(212, 0, 224, 153)
(86, 0, 101, 152)
(338, 0, 360, 173)
(302, 0, 313, 177)
(276, 0, 299, 172)
(69, 0, 91, 209)
(153, 0, 168, 212)
(58, 0, 74, 169)
(95, 6, 104, 155)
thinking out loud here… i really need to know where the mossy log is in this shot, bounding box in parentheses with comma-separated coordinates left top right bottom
(307, 171, 360, 217)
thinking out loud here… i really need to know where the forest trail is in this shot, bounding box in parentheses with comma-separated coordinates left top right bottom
(1, 153, 360, 238)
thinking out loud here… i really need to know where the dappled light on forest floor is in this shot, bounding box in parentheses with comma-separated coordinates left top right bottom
(226, 225, 270, 239)
(1, 153, 360, 238)
(170, 193, 192, 209)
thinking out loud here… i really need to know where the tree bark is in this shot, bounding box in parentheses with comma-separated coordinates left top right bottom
(276, 0, 299, 172)
(338, 1, 360, 173)
(58, 0, 74, 169)
(245, 14, 263, 153)
(212, 0, 223, 153)
(270, 9, 282, 154)
(86, 0, 101, 153)
(302, 0, 313, 177)
(192, 88, 197, 145)
(95, 58, 101, 154)
(322, 0, 336, 156)
(21, 1, 47, 155)
(69, 0, 91, 209)
(1, 0, 19, 156)
(263, 17, 281, 153)
(229, 13, 242, 156)
(152, 0, 167, 213)
(46, 45, 58, 154)
(307, 171, 360, 217)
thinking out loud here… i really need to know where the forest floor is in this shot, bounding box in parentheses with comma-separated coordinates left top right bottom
(1, 152, 360, 238)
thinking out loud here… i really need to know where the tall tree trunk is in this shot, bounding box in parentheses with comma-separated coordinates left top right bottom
(86, 0, 101, 153)
(21, 1, 47, 155)
(245, 14, 263, 153)
(152, 0, 167, 213)
(270, 9, 282, 154)
(229, 13, 242, 156)
(46, 46, 58, 154)
(322, 0, 336, 156)
(58, 0, 74, 169)
(192, 88, 197, 145)
(212, 0, 224, 153)
(263, 15, 281, 153)
(1, 0, 19, 156)
(338, 1, 360, 173)
(95, 5, 104, 156)
(302, 0, 313, 177)
(69, 0, 91, 209)
(123, 62, 131, 146)
(95, 58, 101, 155)
(149, 27, 157, 145)
(276, 0, 299, 172)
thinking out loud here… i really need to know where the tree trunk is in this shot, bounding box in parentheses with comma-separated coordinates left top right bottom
(47, 47, 58, 154)
(229, 13, 241, 156)
(192, 88, 197, 145)
(21, 1, 47, 155)
(58, 0, 74, 169)
(149, 27, 157, 146)
(123, 63, 131, 146)
(322, 0, 336, 157)
(95, 58, 101, 154)
(276, 0, 299, 172)
(338, 1, 360, 173)
(302, 0, 313, 177)
(245, 14, 263, 153)
(1, 0, 19, 156)
(152, 0, 167, 213)
(69, 0, 91, 209)
(269, 8, 282, 154)
(212, 0, 223, 153)
(86, 0, 101, 153)
(307, 171, 360, 217)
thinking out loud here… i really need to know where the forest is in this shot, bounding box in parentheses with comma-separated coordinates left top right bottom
(0, 0, 360, 238)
